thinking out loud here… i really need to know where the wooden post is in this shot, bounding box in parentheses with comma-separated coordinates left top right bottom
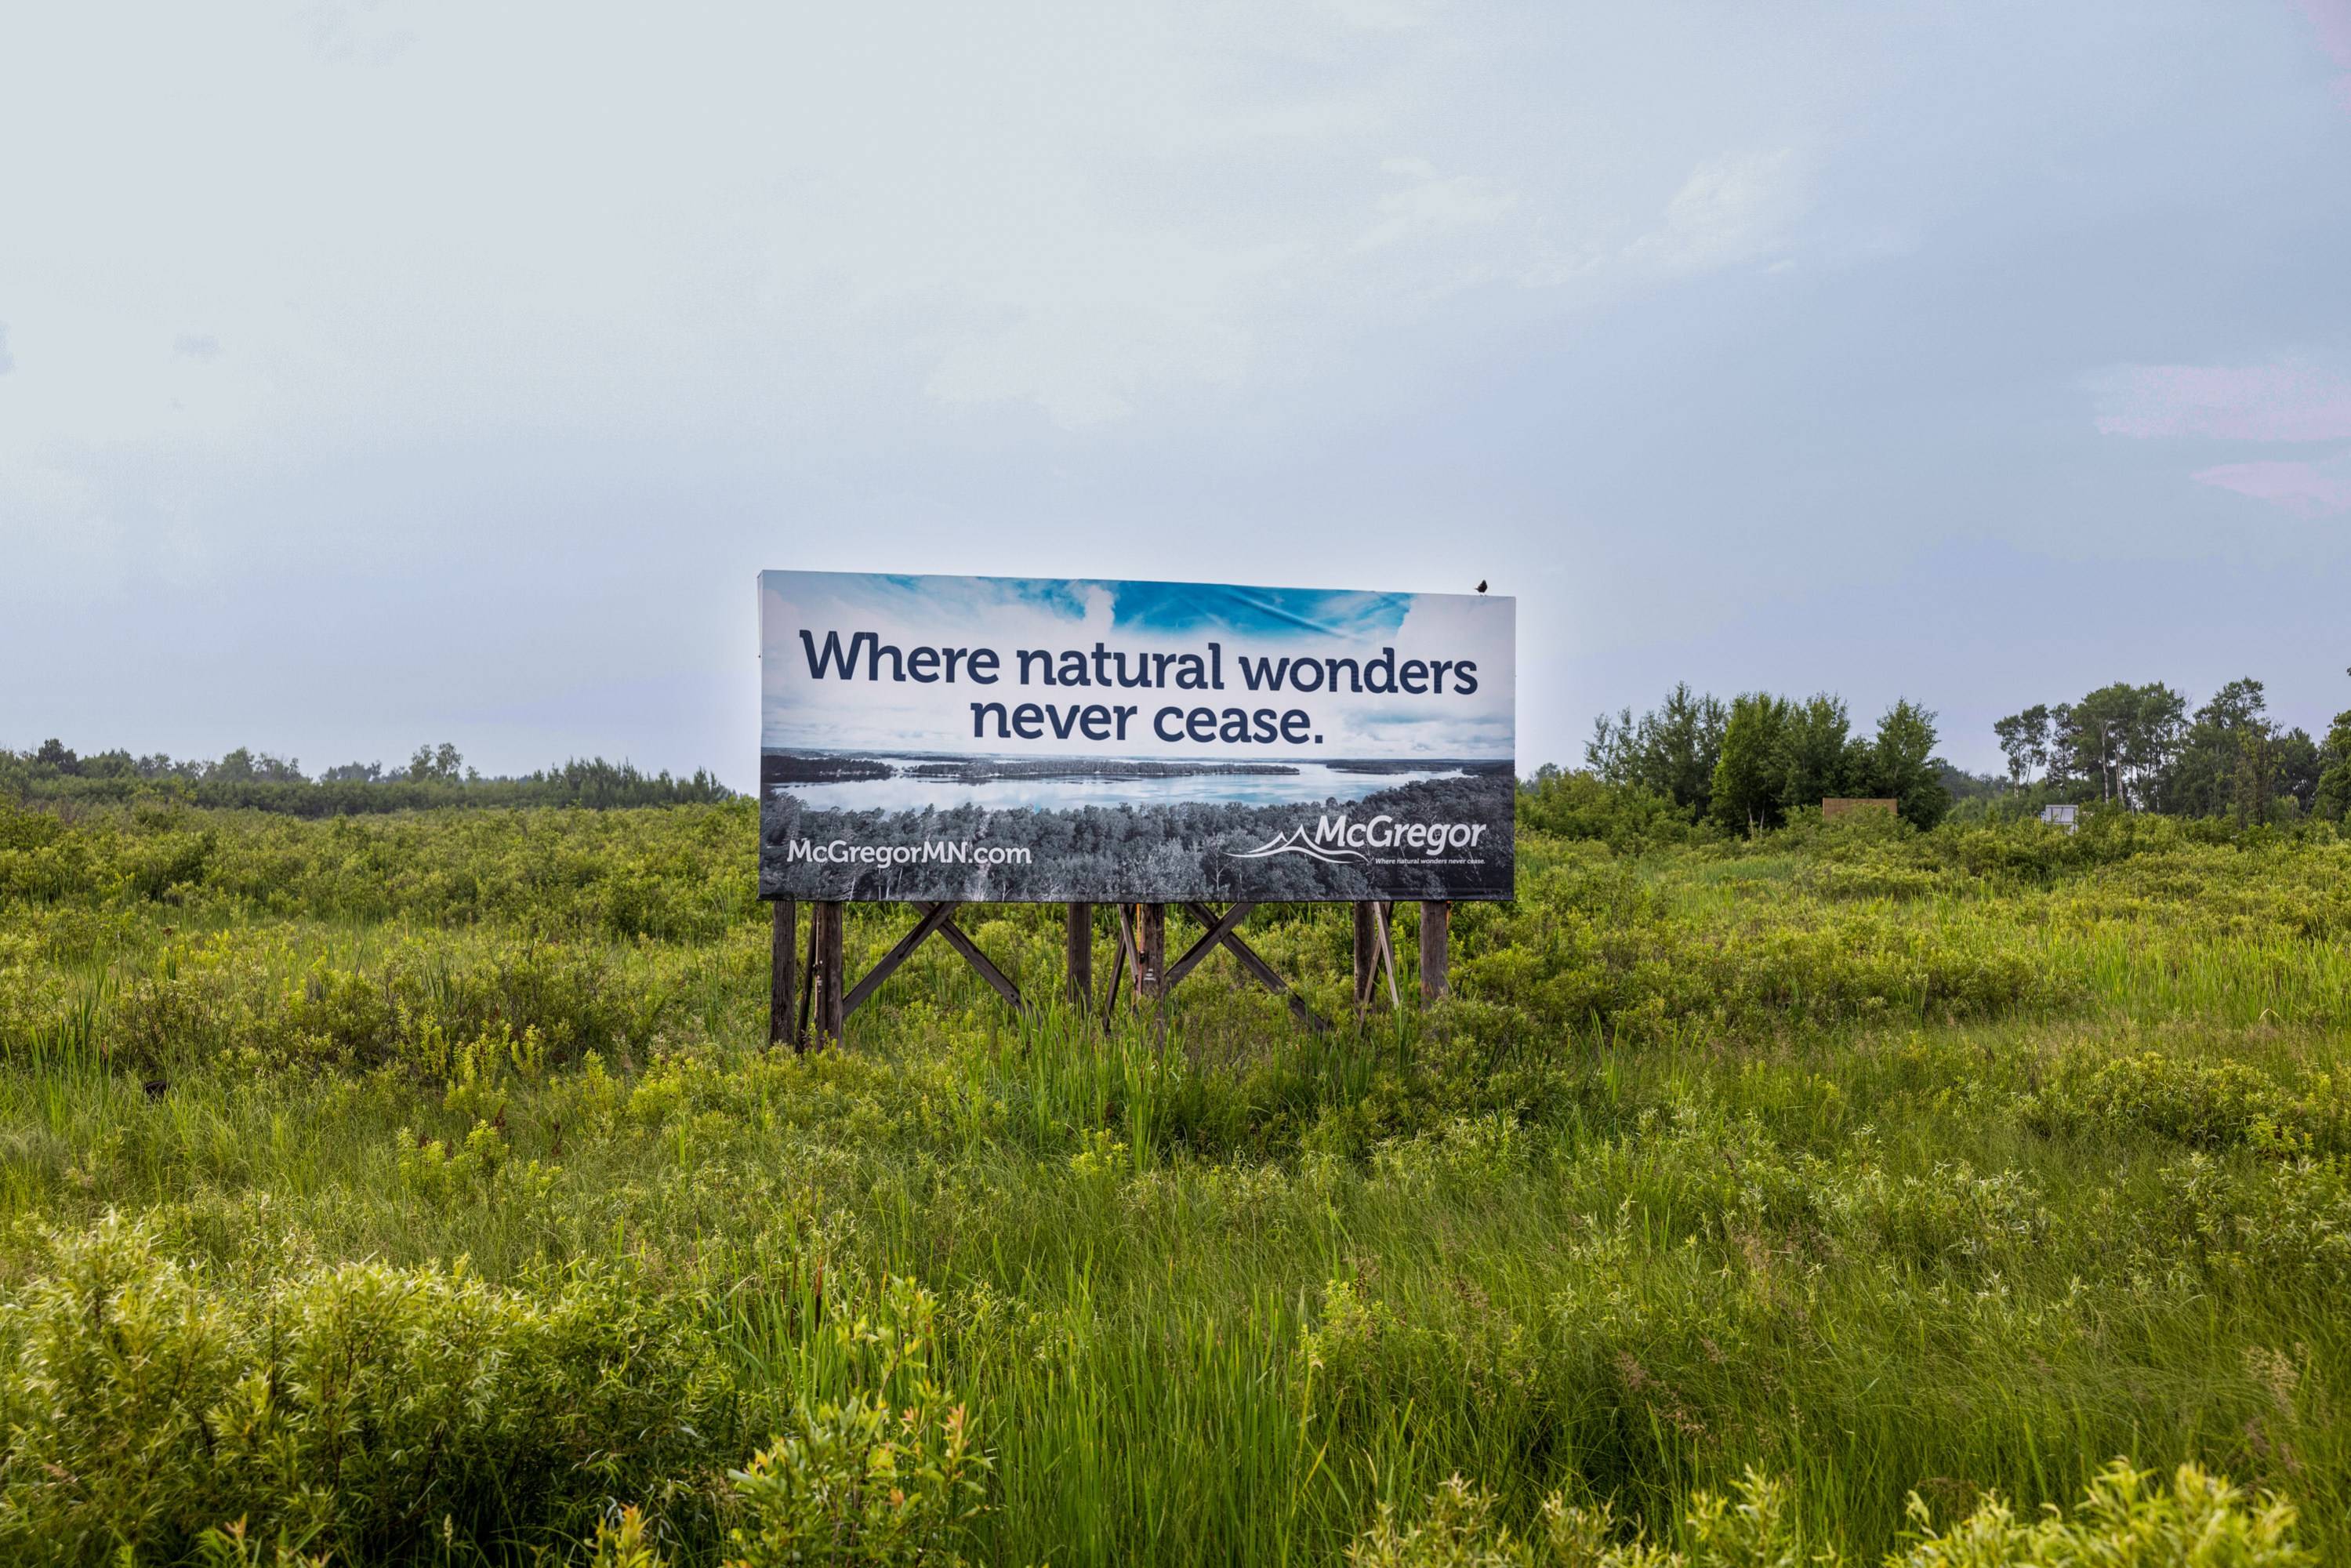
(768, 898, 798, 1047)
(811, 902, 845, 1046)
(1419, 899, 1449, 1001)
(1352, 901, 1379, 1009)
(1065, 903, 1093, 1009)
(1137, 904, 1167, 1000)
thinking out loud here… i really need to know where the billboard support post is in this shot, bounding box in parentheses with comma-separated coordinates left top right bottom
(768, 898, 798, 1049)
(1420, 901, 1449, 1001)
(1065, 903, 1093, 1008)
(1138, 905, 1167, 1000)
(812, 902, 845, 1045)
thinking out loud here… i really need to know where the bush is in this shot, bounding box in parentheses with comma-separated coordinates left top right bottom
(0, 1218, 757, 1563)
(1348, 1462, 2307, 1567)
(1517, 772, 1713, 852)
(724, 1278, 990, 1568)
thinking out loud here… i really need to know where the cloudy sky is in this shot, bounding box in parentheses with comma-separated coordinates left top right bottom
(3, 1, 2348, 786)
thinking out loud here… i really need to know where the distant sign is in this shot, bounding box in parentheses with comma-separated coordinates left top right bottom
(758, 571, 1515, 902)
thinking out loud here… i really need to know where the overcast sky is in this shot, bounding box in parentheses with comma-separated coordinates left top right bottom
(4, 1, 2348, 786)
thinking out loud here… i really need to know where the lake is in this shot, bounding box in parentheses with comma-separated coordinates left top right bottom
(770, 761, 1476, 812)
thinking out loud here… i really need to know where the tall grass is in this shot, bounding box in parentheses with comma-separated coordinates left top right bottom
(0, 797, 2343, 1562)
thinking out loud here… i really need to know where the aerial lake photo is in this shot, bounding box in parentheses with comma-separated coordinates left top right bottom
(759, 750, 1512, 812)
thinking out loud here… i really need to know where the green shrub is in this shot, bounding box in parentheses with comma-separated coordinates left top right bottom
(1517, 774, 1714, 853)
(724, 1279, 990, 1568)
(1348, 1463, 2307, 1567)
(1888, 1461, 2307, 1566)
(2021, 1051, 2349, 1154)
(0, 1218, 757, 1563)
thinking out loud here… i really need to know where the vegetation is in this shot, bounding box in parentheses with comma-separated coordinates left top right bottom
(1580, 677, 2351, 840)
(1584, 687, 1950, 833)
(1, 741, 731, 816)
(0, 779, 2343, 1564)
(1991, 676, 2351, 824)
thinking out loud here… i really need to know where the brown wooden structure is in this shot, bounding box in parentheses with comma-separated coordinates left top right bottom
(1819, 797, 1898, 821)
(770, 898, 1453, 1050)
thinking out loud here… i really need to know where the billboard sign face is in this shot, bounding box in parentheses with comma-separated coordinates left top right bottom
(758, 572, 1515, 903)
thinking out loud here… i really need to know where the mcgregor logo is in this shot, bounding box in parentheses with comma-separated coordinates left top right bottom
(1232, 814, 1489, 863)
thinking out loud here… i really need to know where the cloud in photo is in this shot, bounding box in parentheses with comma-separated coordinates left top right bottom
(2093, 361, 2351, 442)
(1624, 149, 1803, 276)
(2193, 452, 2351, 517)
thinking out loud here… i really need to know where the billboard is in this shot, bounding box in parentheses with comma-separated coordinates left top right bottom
(758, 571, 1515, 903)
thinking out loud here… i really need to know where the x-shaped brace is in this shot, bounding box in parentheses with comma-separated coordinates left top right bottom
(839, 901, 1025, 1023)
(1096, 902, 1330, 1033)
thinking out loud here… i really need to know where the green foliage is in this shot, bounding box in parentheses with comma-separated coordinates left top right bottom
(586, 1507, 674, 1568)
(1996, 677, 2332, 823)
(0, 1217, 756, 1563)
(0, 746, 732, 818)
(2314, 709, 2351, 824)
(1587, 684, 1728, 821)
(0, 802, 2343, 1561)
(1584, 688, 1948, 837)
(2019, 1051, 2350, 1153)
(1867, 699, 1950, 829)
(1352, 1464, 2307, 1567)
(1888, 1461, 2309, 1567)
(724, 1281, 989, 1567)
(1709, 695, 1790, 836)
(1516, 771, 1714, 851)
(1346, 1474, 1677, 1567)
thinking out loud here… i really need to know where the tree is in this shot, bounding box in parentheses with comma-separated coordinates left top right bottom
(2277, 728, 2323, 816)
(2167, 678, 2270, 820)
(2053, 683, 2183, 810)
(1709, 693, 1791, 836)
(2121, 684, 2187, 811)
(1774, 693, 1859, 811)
(407, 742, 464, 784)
(1587, 683, 1726, 820)
(1867, 698, 1950, 829)
(211, 749, 307, 784)
(2045, 702, 2077, 789)
(2066, 684, 2134, 804)
(1992, 704, 2052, 789)
(2315, 702, 2351, 823)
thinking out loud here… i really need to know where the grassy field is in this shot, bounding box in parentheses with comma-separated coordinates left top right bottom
(0, 796, 2344, 1564)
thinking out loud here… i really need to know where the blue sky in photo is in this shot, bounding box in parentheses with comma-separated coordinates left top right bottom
(760, 570, 1510, 758)
(1106, 582, 1416, 641)
(3, 2, 2349, 786)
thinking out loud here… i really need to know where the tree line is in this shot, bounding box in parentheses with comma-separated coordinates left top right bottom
(2, 739, 733, 815)
(1993, 675, 2351, 826)
(1580, 685, 1953, 831)
(1558, 673, 2351, 838)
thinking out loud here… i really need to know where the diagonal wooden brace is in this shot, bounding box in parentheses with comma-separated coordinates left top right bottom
(836, 902, 1027, 1025)
(840, 902, 959, 1020)
(1102, 903, 1141, 1025)
(1165, 902, 1254, 989)
(1180, 902, 1330, 1034)
(930, 906, 1028, 1011)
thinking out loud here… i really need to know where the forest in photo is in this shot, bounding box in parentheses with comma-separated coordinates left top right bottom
(1560, 675, 2351, 840)
(0, 693, 2346, 1565)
